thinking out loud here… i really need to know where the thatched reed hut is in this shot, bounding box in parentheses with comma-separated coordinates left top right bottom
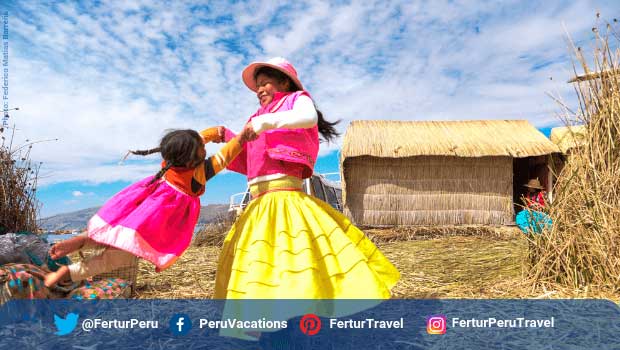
(340, 120, 561, 226)
(550, 125, 587, 154)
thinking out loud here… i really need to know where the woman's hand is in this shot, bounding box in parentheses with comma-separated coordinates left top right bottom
(238, 123, 258, 143)
(216, 126, 225, 143)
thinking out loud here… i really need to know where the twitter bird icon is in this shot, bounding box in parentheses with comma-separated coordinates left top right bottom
(54, 313, 79, 336)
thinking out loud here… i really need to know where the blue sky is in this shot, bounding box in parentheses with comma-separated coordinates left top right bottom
(0, 0, 616, 217)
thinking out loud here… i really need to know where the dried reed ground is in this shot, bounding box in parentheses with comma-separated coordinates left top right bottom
(133, 227, 620, 300)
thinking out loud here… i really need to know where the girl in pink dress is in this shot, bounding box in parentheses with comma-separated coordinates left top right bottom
(44, 127, 255, 287)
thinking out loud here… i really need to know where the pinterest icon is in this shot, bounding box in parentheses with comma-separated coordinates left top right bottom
(299, 314, 321, 336)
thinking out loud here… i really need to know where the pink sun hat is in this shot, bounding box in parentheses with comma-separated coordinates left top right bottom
(241, 57, 304, 92)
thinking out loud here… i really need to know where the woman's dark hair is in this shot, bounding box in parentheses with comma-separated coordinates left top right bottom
(130, 129, 204, 184)
(254, 66, 340, 143)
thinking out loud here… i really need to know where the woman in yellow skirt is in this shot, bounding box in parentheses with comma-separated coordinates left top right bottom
(214, 57, 400, 311)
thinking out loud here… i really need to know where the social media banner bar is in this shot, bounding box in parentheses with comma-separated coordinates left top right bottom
(1, 299, 619, 349)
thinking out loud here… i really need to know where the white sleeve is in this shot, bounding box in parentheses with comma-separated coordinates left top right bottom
(250, 95, 318, 134)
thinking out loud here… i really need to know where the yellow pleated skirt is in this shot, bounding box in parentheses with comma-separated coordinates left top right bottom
(214, 177, 400, 300)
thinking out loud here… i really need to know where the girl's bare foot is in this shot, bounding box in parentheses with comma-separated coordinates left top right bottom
(49, 235, 87, 260)
(44, 265, 70, 288)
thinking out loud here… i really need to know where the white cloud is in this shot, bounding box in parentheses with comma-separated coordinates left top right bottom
(71, 190, 95, 197)
(4, 0, 617, 189)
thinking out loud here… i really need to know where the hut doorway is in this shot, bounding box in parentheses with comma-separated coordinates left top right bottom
(512, 156, 550, 213)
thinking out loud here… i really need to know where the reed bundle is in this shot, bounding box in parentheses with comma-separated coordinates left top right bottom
(0, 128, 40, 234)
(527, 21, 620, 291)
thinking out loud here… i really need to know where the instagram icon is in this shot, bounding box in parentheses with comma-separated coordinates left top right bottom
(427, 315, 447, 335)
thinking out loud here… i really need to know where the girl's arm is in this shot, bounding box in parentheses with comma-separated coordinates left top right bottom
(199, 126, 247, 175)
(203, 136, 244, 181)
(199, 127, 224, 143)
(220, 128, 248, 175)
(250, 95, 318, 134)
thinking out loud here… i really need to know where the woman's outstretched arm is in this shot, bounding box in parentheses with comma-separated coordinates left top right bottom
(249, 95, 318, 133)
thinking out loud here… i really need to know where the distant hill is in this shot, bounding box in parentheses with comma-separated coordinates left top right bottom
(38, 204, 231, 232)
(39, 207, 100, 231)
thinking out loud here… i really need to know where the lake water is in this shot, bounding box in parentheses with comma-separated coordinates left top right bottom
(45, 228, 203, 244)
(44, 233, 79, 244)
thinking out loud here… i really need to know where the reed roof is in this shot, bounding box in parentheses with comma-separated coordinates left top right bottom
(341, 120, 560, 159)
(549, 125, 587, 153)
(567, 68, 620, 83)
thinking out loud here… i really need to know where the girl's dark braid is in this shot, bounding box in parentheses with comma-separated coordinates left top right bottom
(149, 162, 172, 185)
(130, 147, 161, 156)
(119, 147, 161, 164)
(119, 147, 169, 185)
(121, 129, 203, 185)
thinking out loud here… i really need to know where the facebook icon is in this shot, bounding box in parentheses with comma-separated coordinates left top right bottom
(169, 313, 192, 336)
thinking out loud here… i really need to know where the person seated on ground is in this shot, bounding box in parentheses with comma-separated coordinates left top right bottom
(516, 178, 552, 234)
(522, 178, 547, 210)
